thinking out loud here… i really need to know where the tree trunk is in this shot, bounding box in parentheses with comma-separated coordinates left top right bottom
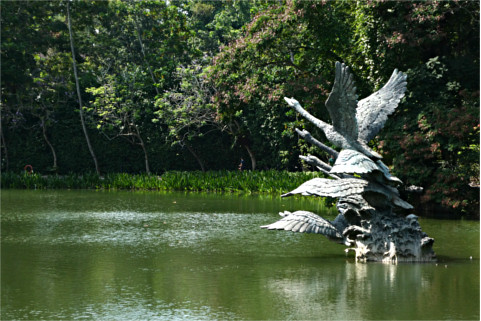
(41, 117, 58, 172)
(67, 2, 100, 175)
(139, 139, 150, 174)
(243, 143, 256, 171)
(133, 18, 159, 96)
(185, 143, 206, 172)
(133, 125, 150, 174)
(231, 120, 256, 170)
(0, 118, 8, 171)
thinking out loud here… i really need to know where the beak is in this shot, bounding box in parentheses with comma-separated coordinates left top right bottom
(284, 97, 296, 106)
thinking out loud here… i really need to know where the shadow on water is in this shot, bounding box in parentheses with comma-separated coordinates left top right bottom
(1, 190, 479, 320)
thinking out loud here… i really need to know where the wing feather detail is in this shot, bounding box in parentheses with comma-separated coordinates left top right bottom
(281, 177, 370, 198)
(330, 149, 379, 174)
(330, 150, 403, 185)
(281, 177, 408, 209)
(325, 62, 359, 140)
(260, 210, 343, 239)
(356, 69, 407, 143)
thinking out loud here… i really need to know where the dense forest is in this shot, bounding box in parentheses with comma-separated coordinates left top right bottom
(1, 0, 479, 217)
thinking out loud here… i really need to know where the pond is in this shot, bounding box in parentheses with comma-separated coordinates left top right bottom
(1, 189, 479, 320)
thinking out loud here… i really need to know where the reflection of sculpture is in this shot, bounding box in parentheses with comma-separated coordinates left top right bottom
(262, 62, 436, 263)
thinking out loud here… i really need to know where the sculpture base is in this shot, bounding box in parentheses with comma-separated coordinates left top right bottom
(345, 212, 436, 263)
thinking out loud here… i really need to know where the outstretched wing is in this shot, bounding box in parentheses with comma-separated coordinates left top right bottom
(281, 177, 369, 198)
(281, 177, 408, 209)
(260, 210, 343, 239)
(325, 62, 359, 140)
(356, 69, 407, 143)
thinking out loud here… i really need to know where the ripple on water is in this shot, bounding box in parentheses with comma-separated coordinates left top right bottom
(1, 210, 268, 249)
(5, 300, 241, 321)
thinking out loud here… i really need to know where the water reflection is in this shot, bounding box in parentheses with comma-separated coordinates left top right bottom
(265, 260, 479, 320)
(1, 190, 479, 320)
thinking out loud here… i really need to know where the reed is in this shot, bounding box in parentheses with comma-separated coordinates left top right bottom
(1, 170, 322, 194)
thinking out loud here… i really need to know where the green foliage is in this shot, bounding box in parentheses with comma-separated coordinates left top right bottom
(209, 1, 335, 169)
(347, 1, 479, 86)
(86, 69, 148, 133)
(2, 170, 325, 196)
(185, 0, 254, 55)
(345, 1, 480, 217)
(155, 58, 218, 144)
(381, 57, 479, 216)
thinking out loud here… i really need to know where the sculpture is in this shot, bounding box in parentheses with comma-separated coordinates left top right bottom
(262, 62, 436, 263)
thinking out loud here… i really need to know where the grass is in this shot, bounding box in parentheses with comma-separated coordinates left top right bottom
(1, 170, 323, 195)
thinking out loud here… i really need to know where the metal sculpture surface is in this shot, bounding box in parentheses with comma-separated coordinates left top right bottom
(262, 62, 436, 263)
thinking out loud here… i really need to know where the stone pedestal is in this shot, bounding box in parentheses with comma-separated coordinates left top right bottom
(346, 213, 436, 263)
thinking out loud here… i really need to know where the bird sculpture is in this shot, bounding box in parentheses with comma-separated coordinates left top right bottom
(262, 62, 436, 263)
(283, 62, 407, 159)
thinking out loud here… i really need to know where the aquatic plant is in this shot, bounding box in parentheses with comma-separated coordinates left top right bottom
(1, 170, 322, 195)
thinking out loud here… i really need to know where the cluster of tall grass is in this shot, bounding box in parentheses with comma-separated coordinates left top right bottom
(1, 170, 322, 194)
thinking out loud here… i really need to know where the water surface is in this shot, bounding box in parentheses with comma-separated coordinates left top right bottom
(2, 190, 479, 320)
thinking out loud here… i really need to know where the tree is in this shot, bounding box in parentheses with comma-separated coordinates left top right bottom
(1, 1, 57, 171)
(346, 1, 480, 217)
(84, 0, 193, 174)
(29, 50, 75, 172)
(87, 68, 153, 173)
(67, 1, 100, 174)
(155, 58, 219, 172)
(208, 1, 353, 170)
(380, 58, 479, 217)
(162, 0, 267, 170)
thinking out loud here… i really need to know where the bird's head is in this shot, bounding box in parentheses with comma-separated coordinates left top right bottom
(284, 97, 299, 107)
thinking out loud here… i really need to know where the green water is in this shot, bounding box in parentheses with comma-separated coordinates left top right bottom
(1, 190, 479, 320)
